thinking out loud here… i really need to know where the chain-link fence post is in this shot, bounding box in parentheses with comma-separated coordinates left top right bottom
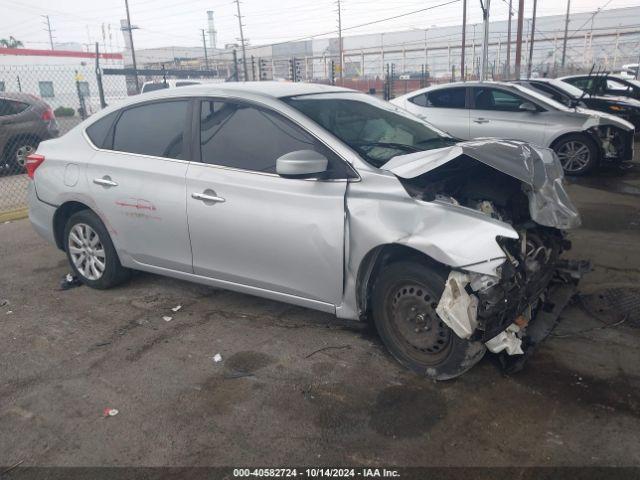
(95, 42, 107, 109)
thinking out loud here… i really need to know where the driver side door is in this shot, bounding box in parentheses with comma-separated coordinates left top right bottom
(469, 87, 548, 146)
(185, 99, 352, 309)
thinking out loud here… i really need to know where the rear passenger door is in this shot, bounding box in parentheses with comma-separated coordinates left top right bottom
(403, 87, 469, 139)
(85, 100, 193, 272)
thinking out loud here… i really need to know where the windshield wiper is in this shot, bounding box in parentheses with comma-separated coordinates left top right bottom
(350, 141, 422, 153)
(416, 137, 458, 146)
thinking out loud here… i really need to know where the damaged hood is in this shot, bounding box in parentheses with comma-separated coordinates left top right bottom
(381, 139, 581, 229)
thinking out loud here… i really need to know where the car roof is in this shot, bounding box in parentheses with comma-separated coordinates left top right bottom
(393, 80, 521, 100)
(0, 91, 44, 104)
(135, 81, 353, 101)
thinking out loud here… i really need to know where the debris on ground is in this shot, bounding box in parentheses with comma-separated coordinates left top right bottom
(103, 408, 119, 417)
(212, 353, 223, 363)
(60, 273, 82, 291)
(171, 305, 182, 312)
(304, 344, 351, 359)
(224, 371, 254, 379)
(6, 310, 13, 315)
(0, 299, 9, 307)
(162, 316, 173, 322)
(1, 459, 24, 475)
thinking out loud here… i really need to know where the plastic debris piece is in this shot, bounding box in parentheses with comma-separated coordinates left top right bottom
(60, 273, 82, 291)
(103, 408, 119, 417)
(162, 316, 173, 322)
(212, 353, 222, 363)
(6, 310, 13, 315)
(171, 305, 182, 312)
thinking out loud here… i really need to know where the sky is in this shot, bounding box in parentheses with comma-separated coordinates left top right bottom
(2, 0, 639, 52)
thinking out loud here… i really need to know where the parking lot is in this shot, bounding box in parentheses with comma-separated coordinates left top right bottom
(1, 150, 640, 467)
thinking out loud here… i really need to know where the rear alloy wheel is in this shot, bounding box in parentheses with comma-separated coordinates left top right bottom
(64, 210, 131, 289)
(5, 140, 38, 174)
(68, 223, 106, 281)
(553, 134, 598, 175)
(371, 261, 486, 380)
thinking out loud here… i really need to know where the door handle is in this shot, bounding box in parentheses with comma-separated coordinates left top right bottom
(93, 177, 118, 187)
(473, 118, 490, 124)
(191, 192, 226, 204)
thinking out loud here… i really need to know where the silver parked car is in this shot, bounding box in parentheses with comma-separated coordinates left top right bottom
(391, 81, 634, 175)
(28, 82, 582, 379)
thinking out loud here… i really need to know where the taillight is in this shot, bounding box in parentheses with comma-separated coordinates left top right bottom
(26, 154, 45, 179)
(41, 108, 55, 121)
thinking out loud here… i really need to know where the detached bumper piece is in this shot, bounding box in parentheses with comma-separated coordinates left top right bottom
(496, 259, 591, 374)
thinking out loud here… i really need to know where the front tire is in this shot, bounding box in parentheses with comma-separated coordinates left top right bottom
(371, 261, 485, 380)
(553, 133, 598, 176)
(64, 210, 131, 289)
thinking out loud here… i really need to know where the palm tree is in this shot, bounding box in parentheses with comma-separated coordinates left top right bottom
(0, 36, 24, 48)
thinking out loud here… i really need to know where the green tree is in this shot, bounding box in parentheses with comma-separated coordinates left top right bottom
(0, 36, 24, 48)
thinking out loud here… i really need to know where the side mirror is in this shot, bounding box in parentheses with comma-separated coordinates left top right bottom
(276, 150, 328, 178)
(519, 101, 538, 112)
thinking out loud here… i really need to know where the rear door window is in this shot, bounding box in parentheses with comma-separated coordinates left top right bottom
(425, 88, 466, 108)
(112, 100, 189, 159)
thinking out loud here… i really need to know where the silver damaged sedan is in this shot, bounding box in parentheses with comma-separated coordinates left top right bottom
(27, 82, 584, 379)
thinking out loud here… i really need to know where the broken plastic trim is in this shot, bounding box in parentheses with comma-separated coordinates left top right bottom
(436, 270, 524, 356)
(381, 138, 581, 230)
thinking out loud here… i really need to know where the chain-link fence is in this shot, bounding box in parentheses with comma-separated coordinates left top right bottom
(1, 51, 637, 219)
(0, 63, 222, 219)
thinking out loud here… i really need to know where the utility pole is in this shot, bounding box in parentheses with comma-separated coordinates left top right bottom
(42, 15, 54, 50)
(201, 29, 209, 70)
(123, 0, 139, 93)
(234, 0, 248, 81)
(514, 0, 524, 80)
(561, 0, 570, 68)
(527, 0, 537, 78)
(337, 0, 343, 80)
(461, 0, 466, 80)
(480, 0, 491, 81)
(506, 0, 512, 79)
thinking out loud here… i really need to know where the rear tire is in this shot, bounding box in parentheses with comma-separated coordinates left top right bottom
(5, 137, 39, 175)
(552, 133, 598, 176)
(371, 261, 486, 380)
(63, 210, 131, 289)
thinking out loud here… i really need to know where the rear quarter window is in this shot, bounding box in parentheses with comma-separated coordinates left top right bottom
(86, 111, 118, 149)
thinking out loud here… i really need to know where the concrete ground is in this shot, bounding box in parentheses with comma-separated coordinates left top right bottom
(1, 163, 640, 467)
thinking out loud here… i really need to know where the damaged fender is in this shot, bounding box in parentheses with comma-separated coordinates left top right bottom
(381, 139, 581, 229)
(335, 168, 519, 319)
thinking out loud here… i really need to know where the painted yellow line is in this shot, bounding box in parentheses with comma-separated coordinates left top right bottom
(0, 207, 28, 223)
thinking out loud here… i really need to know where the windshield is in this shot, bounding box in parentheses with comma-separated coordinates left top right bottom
(510, 84, 570, 111)
(547, 79, 585, 98)
(283, 92, 457, 168)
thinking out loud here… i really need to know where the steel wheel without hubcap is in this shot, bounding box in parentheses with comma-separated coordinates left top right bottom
(15, 144, 35, 168)
(386, 283, 453, 364)
(68, 223, 106, 280)
(556, 140, 591, 173)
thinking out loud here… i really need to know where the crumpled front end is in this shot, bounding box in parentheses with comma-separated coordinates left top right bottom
(380, 138, 586, 367)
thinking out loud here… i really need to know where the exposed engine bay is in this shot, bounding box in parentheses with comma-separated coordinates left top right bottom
(393, 152, 587, 366)
(588, 125, 635, 162)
